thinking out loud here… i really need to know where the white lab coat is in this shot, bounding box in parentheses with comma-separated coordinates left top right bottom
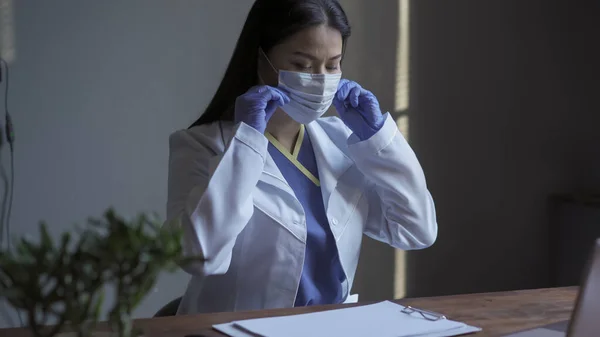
(166, 113, 437, 315)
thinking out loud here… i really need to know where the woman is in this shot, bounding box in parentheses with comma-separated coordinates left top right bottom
(167, 0, 437, 315)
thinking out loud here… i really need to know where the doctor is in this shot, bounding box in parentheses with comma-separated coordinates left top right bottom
(167, 0, 437, 315)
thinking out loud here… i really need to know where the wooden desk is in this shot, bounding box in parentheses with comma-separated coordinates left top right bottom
(3, 287, 577, 337)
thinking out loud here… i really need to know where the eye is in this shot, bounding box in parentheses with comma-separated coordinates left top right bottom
(326, 61, 341, 71)
(292, 63, 311, 71)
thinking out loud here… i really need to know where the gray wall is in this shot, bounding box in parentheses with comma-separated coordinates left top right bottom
(0, 0, 255, 327)
(406, 0, 600, 296)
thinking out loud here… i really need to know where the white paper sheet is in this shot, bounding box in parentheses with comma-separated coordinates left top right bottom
(213, 301, 481, 337)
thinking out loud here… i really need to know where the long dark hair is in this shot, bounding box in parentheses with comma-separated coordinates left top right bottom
(189, 0, 351, 128)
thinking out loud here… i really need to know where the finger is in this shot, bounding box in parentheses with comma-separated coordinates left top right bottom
(357, 89, 379, 110)
(349, 85, 362, 108)
(268, 87, 291, 105)
(264, 97, 283, 118)
(247, 85, 285, 101)
(253, 86, 283, 106)
(262, 88, 289, 119)
(337, 78, 350, 91)
(335, 80, 355, 102)
(264, 102, 278, 119)
(332, 95, 346, 115)
(247, 85, 270, 94)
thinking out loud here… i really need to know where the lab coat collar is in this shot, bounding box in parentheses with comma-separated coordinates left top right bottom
(253, 120, 354, 233)
(256, 122, 354, 209)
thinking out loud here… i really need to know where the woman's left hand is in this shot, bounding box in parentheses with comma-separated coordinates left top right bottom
(333, 79, 386, 141)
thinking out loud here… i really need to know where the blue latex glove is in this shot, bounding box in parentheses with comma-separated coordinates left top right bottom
(234, 85, 290, 133)
(333, 79, 385, 141)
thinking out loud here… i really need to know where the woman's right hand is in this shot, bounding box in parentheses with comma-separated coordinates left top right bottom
(234, 85, 290, 133)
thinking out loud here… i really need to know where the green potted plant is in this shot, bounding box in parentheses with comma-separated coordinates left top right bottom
(0, 208, 197, 337)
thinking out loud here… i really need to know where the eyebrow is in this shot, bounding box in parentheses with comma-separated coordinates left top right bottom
(293, 51, 343, 61)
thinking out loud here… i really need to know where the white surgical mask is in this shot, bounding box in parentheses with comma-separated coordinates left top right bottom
(260, 49, 342, 124)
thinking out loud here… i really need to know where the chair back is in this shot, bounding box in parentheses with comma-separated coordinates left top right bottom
(154, 297, 182, 317)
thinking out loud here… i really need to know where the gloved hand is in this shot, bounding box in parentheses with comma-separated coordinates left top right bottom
(234, 85, 290, 133)
(333, 79, 385, 141)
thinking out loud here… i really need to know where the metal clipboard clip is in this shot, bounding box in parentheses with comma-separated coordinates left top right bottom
(401, 306, 447, 321)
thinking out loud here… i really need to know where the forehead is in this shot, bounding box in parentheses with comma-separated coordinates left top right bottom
(276, 24, 343, 58)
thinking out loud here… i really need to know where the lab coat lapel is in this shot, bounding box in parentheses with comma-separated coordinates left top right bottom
(221, 123, 302, 232)
(256, 150, 307, 242)
(305, 122, 354, 212)
(260, 154, 296, 197)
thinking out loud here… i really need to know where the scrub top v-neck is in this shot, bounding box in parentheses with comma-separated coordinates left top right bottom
(265, 125, 346, 306)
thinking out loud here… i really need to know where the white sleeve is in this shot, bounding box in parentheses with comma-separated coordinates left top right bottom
(347, 113, 438, 250)
(166, 122, 268, 276)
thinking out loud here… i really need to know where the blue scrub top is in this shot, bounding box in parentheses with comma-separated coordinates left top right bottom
(266, 126, 346, 306)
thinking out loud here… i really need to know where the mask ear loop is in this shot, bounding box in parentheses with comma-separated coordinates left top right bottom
(258, 48, 279, 85)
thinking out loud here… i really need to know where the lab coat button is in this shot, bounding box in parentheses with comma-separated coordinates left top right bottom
(331, 218, 338, 226)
